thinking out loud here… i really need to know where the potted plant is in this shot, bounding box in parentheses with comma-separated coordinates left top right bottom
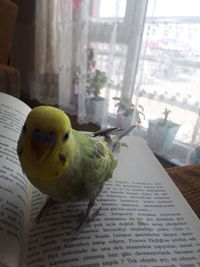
(147, 108, 180, 155)
(72, 48, 107, 125)
(86, 69, 107, 125)
(113, 97, 145, 129)
(72, 48, 97, 112)
(191, 146, 200, 164)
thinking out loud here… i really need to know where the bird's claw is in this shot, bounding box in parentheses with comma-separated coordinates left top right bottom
(87, 206, 102, 223)
(76, 209, 86, 222)
(35, 197, 56, 223)
(67, 206, 102, 243)
(120, 142, 128, 148)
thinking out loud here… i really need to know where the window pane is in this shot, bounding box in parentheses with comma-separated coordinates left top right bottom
(135, 0, 200, 164)
(91, 0, 127, 18)
(147, 0, 200, 17)
(139, 21, 200, 142)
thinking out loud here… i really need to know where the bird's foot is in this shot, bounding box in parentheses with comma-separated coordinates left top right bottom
(68, 200, 101, 243)
(77, 209, 86, 222)
(120, 142, 128, 148)
(77, 206, 101, 222)
(87, 206, 102, 223)
(36, 197, 56, 223)
(68, 206, 101, 243)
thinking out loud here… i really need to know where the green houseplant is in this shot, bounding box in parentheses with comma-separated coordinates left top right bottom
(72, 48, 107, 125)
(86, 69, 107, 125)
(147, 108, 180, 155)
(89, 69, 107, 99)
(113, 97, 145, 129)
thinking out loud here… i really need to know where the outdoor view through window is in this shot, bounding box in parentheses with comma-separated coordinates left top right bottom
(92, 0, 200, 165)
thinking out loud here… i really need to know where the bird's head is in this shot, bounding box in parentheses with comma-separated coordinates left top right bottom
(23, 106, 72, 164)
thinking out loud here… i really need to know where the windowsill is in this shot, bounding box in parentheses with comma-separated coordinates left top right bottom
(133, 127, 193, 166)
(107, 114, 193, 166)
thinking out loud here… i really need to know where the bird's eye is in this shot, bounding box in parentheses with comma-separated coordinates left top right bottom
(22, 124, 26, 133)
(63, 132, 69, 142)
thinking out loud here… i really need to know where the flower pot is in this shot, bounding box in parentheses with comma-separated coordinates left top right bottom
(117, 113, 133, 129)
(86, 96, 105, 125)
(147, 118, 180, 156)
(191, 146, 200, 164)
(85, 95, 93, 120)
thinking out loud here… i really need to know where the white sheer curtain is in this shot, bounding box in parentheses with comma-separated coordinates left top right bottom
(133, 0, 200, 165)
(29, 0, 74, 109)
(28, 0, 200, 165)
(29, 0, 148, 126)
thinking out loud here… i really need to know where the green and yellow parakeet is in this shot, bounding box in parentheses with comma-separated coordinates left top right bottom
(17, 106, 134, 240)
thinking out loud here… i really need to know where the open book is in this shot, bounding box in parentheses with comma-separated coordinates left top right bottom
(0, 92, 200, 267)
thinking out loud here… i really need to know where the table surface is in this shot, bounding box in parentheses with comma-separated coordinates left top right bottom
(167, 164, 200, 219)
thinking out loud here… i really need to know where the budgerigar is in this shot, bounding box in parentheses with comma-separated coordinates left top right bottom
(17, 106, 134, 241)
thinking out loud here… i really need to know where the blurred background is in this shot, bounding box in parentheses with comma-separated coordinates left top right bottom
(1, 0, 200, 166)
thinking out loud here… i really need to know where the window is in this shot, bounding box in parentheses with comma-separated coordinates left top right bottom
(91, 0, 127, 18)
(134, 0, 200, 165)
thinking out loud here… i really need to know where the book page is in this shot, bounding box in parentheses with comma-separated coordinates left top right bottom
(24, 136, 200, 267)
(0, 93, 32, 267)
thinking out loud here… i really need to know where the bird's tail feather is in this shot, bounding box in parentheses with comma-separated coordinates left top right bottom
(93, 125, 136, 154)
(111, 125, 136, 153)
(115, 125, 136, 141)
(93, 127, 119, 137)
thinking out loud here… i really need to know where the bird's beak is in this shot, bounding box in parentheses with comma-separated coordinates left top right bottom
(31, 140, 54, 163)
(31, 130, 56, 163)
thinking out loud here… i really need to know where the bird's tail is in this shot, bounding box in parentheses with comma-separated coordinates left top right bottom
(93, 125, 136, 154)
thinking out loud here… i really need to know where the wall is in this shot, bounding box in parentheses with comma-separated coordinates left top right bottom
(12, 0, 35, 100)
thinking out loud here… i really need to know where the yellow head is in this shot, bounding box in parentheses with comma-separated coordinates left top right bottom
(18, 106, 73, 181)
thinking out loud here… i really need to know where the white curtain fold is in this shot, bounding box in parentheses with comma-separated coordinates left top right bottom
(75, 0, 90, 123)
(30, 0, 74, 108)
(29, 0, 148, 126)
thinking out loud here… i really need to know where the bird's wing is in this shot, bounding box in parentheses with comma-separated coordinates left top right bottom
(85, 138, 117, 198)
(71, 131, 117, 199)
(93, 125, 136, 153)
